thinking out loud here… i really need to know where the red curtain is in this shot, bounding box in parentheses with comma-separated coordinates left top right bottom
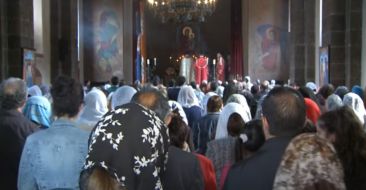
(230, 0, 243, 80)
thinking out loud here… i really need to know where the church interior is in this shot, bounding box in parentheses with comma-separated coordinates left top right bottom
(0, 0, 365, 88)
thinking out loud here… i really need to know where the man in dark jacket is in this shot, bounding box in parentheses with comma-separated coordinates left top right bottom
(0, 78, 38, 189)
(193, 95, 223, 154)
(223, 87, 306, 190)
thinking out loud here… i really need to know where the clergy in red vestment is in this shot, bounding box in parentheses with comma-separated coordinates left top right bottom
(216, 53, 225, 82)
(195, 55, 208, 85)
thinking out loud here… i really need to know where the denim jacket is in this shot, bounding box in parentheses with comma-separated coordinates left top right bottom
(18, 118, 89, 190)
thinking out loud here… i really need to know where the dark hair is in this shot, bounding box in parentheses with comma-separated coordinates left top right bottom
(317, 106, 366, 190)
(318, 84, 334, 100)
(189, 81, 197, 89)
(210, 81, 218, 92)
(80, 167, 124, 190)
(262, 87, 305, 137)
(207, 95, 223, 113)
(152, 76, 161, 86)
(250, 85, 259, 95)
(131, 87, 170, 121)
(298, 86, 320, 106)
(168, 109, 190, 149)
(176, 76, 186, 86)
(0, 78, 27, 110)
(227, 113, 245, 137)
(111, 76, 119, 86)
(167, 79, 176, 87)
(235, 119, 265, 162)
(223, 83, 238, 104)
(51, 75, 84, 118)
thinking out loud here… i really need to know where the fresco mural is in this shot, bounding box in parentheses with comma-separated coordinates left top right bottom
(248, 0, 288, 81)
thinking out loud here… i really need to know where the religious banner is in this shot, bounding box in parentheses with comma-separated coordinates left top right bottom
(84, 0, 123, 82)
(319, 46, 330, 86)
(247, 0, 288, 81)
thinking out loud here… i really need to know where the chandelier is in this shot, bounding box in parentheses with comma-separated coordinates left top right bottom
(147, 0, 217, 23)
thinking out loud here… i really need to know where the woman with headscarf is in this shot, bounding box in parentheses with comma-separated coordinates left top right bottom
(343, 92, 366, 127)
(177, 86, 202, 128)
(226, 94, 252, 123)
(316, 106, 366, 190)
(77, 88, 108, 131)
(23, 95, 52, 128)
(80, 103, 170, 190)
(206, 102, 250, 189)
(111, 86, 137, 110)
(326, 94, 343, 111)
(27, 85, 42, 97)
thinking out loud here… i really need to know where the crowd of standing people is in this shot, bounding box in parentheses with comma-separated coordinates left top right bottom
(1, 74, 366, 190)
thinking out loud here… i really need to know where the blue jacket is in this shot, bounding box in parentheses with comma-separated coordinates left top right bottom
(18, 118, 89, 190)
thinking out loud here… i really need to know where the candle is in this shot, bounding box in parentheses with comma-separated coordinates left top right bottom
(154, 58, 157, 66)
(213, 59, 216, 65)
(147, 59, 150, 65)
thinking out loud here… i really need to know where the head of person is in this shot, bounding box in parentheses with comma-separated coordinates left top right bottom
(262, 87, 306, 139)
(51, 75, 84, 118)
(334, 86, 349, 100)
(215, 102, 250, 139)
(326, 94, 343, 111)
(177, 86, 200, 108)
(167, 108, 190, 149)
(80, 103, 169, 190)
(110, 76, 119, 86)
(235, 119, 265, 162)
(318, 84, 335, 100)
(227, 112, 245, 137)
(210, 81, 218, 92)
(298, 86, 318, 104)
(79, 88, 108, 124)
(131, 87, 170, 124)
(223, 82, 238, 104)
(250, 85, 260, 95)
(0, 77, 28, 111)
(152, 76, 161, 86)
(207, 95, 223, 113)
(23, 96, 52, 128)
(343, 92, 366, 125)
(189, 81, 197, 90)
(317, 106, 366, 189)
(111, 86, 137, 110)
(176, 76, 186, 86)
(351, 85, 364, 100)
(28, 85, 42, 97)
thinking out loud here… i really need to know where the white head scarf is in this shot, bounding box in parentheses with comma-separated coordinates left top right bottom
(177, 85, 200, 108)
(77, 88, 108, 131)
(201, 91, 218, 115)
(168, 100, 188, 125)
(28, 85, 42, 97)
(215, 102, 251, 140)
(226, 94, 252, 121)
(111, 86, 137, 109)
(326, 94, 343, 111)
(343, 92, 366, 124)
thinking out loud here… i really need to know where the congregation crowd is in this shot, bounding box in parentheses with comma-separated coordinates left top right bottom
(1, 74, 366, 190)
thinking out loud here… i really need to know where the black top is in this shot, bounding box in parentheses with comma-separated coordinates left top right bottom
(0, 109, 38, 190)
(168, 87, 181, 101)
(223, 136, 292, 190)
(162, 146, 204, 190)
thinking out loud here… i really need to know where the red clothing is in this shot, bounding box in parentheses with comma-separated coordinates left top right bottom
(195, 57, 208, 85)
(216, 57, 225, 82)
(195, 153, 217, 190)
(304, 98, 321, 124)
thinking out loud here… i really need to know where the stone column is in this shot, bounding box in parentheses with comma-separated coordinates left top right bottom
(50, 0, 78, 82)
(362, 0, 366, 87)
